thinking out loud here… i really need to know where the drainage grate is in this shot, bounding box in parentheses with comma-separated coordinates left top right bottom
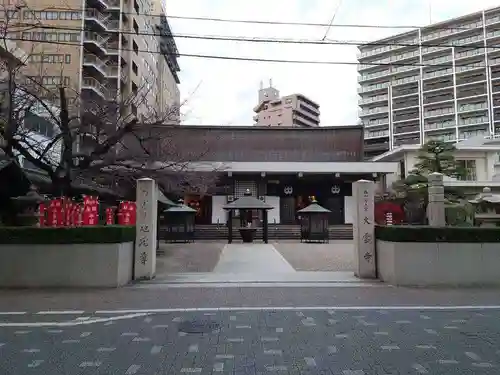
(177, 320, 221, 334)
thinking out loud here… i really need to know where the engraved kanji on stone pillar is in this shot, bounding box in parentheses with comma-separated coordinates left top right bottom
(353, 179, 376, 279)
(134, 178, 158, 280)
(427, 172, 445, 227)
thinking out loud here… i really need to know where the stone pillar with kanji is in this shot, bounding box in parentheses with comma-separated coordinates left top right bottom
(134, 178, 158, 280)
(427, 172, 446, 227)
(352, 179, 376, 279)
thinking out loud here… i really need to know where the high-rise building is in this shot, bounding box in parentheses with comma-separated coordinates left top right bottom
(0, 0, 180, 123)
(253, 81, 320, 127)
(357, 6, 500, 159)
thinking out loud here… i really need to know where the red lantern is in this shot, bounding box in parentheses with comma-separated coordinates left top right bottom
(105, 207, 115, 225)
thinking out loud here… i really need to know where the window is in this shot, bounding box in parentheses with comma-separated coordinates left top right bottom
(65, 54, 71, 63)
(285, 98, 292, 104)
(457, 160, 477, 181)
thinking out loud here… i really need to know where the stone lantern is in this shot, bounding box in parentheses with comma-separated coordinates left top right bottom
(163, 199, 197, 242)
(10, 185, 46, 226)
(468, 187, 500, 227)
(296, 197, 331, 243)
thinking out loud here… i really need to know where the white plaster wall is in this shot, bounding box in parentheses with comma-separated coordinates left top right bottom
(0, 242, 134, 288)
(265, 196, 280, 224)
(344, 196, 354, 224)
(211, 196, 227, 224)
(377, 240, 500, 286)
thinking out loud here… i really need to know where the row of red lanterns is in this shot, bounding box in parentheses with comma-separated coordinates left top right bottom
(38, 197, 137, 227)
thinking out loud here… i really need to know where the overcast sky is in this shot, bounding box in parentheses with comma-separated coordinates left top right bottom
(166, 0, 500, 126)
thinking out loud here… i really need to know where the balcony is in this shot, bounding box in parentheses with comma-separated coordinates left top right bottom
(82, 77, 113, 99)
(359, 94, 389, 106)
(85, 9, 119, 31)
(83, 54, 119, 77)
(359, 107, 389, 117)
(84, 32, 119, 55)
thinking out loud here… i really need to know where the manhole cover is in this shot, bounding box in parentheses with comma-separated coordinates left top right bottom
(177, 320, 220, 334)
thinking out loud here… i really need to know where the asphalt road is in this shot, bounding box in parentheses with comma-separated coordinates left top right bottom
(1, 308, 499, 374)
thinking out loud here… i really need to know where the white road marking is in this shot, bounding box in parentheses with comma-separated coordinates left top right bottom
(37, 310, 85, 315)
(374, 331, 389, 336)
(412, 363, 428, 374)
(420, 315, 431, 320)
(265, 365, 287, 371)
(335, 334, 349, 338)
(227, 338, 243, 342)
(276, 327, 283, 332)
(304, 357, 317, 366)
(132, 337, 151, 342)
(261, 337, 279, 342)
(97, 347, 116, 352)
(424, 329, 438, 335)
(144, 317, 153, 323)
(472, 362, 494, 368)
(213, 363, 224, 372)
(236, 325, 251, 329)
(0, 312, 26, 315)
(381, 345, 400, 351)
(328, 346, 338, 354)
(0, 313, 151, 327)
(76, 317, 91, 321)
(47, 329, 63, 333)
(152, 325, 169, 329)
(465, 352, 481, 361)
(121, 332, 138, 337)
(62, 339, 80, 344)
(188, 344, 199, 352)
(27, 360, 44, 368)
(343, 371, 364, 375)
(22, 349, 40, 353)
(14, 330, 30, 334)
(80, 332, 92, 337)
(79, 361, 102, 367)
(180, 368, 202, 373)
(93, 306, 500, 314)
(151, 345, 162, 354)
(125, 364, 141, 374)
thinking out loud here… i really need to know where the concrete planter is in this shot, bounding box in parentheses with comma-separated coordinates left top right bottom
(0, 242, 134, 288)
(376, 240, 500, 287)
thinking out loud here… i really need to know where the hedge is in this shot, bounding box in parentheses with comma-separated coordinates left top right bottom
(375, 225, 500, 243)
(0, 226, 136, 244)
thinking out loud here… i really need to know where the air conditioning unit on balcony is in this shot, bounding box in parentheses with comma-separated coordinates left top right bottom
(227, 195, 234, 202)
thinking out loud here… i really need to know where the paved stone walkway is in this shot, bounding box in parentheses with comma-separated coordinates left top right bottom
(1, 308, 499, 374)
(214, 244, 295, 274)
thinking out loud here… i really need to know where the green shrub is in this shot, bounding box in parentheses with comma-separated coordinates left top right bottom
(0, 225, 136, 244)
(375, 225, 500, 243)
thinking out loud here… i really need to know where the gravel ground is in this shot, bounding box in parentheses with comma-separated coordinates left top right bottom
(273, 240, 355, 271)
(156, 242, 225, 275)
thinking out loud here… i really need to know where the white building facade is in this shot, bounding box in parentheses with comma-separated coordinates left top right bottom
(373, 135, 500, 193)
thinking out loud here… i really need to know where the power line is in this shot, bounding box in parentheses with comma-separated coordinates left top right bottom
(4, 36, 500, 69)
(6, 22, 500, 51)
(4, 5, 494, 32)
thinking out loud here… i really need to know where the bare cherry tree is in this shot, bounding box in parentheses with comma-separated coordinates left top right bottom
(0, 10, 221, 197)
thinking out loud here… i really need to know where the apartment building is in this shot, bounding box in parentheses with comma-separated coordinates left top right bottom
(253, 81, 320, 127)
(358, 6, 500, 159)
(0, 0, 180, 123)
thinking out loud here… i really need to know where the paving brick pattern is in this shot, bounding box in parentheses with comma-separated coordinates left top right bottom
(1, 309, 499, 374)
